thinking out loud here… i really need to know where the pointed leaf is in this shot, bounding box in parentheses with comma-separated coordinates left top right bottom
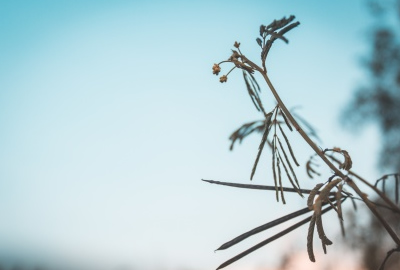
(278, 124, 299, 166)
(250, 113, 273, 180)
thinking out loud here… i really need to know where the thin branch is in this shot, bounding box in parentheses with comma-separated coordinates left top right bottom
(328, 154, 400, 214)
(378, 246, 400, 270)
(346, 179, 400, 246)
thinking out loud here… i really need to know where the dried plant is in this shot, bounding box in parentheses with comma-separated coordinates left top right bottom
(205, 15, 400, 269)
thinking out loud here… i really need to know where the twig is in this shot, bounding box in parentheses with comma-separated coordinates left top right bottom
(327, 154, 400, 214)
(378, 246, 400, 270)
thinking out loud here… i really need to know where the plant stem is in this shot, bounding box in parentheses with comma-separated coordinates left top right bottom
(258, 68, 400, 246)
(328, 154, 400, 214)
(346, 179, 400, 246)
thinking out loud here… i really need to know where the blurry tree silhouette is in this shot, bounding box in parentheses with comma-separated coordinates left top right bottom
(343, 0, 400, 171)
(342, 0, 400, 269)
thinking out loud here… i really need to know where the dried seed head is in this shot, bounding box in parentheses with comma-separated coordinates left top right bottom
(330, 147, 352, 171)
(220, 75, 228, 83)
(339, 150, 352, 171)
(212, 64, 221, 75)
(234, 41, 240, 48)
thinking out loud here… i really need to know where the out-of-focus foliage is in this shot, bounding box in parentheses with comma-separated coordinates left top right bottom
(343, 197, 400, 270)
(342, 1, 400, 269)
(342, 0, 400, 171)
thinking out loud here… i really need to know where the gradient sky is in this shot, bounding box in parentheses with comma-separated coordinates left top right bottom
(0, 1, 383, 269)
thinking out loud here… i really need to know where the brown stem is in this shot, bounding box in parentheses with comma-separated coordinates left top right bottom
(328, 154, 400, 214)
(346, 179, 400, 246)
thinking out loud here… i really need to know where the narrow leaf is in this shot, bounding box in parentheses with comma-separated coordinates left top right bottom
(277, 156, 286, 204)
(306, 159, 321, 179)
(201, 179, 336, 195)
(307, 213, 316, 262)
(248, 72, 261, 93)
(272, 138, 279, 201)
(350, 196, 357, 211)
(250, 113, 273, 180)
(278, 22, 300, 37)
(277, 137, 299, 185)
(278, 124, 299, 166)
(277, 153, 302, 197)
(280, 109, 293, 131)
(259, 25, 265, 36)
(256, 37, 262, 47)
(229, 120, 265, 151)
(268, 31, 289, 43)
(277, 136, 300, 189)
(243, 71, 261, 112)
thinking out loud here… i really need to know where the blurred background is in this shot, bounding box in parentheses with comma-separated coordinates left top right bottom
(0, 0, 399, 269)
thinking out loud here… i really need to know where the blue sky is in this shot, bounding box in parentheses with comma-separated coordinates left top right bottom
(0, 1, 383, 269)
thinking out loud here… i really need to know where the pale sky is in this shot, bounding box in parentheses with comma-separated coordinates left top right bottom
(0, 1, 382, 269)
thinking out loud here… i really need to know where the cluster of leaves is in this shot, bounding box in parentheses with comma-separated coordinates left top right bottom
(256, 15, 300, 70)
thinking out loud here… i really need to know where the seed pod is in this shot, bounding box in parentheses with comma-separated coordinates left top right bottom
(307, 183, 324, 210)
(307, 213, 316, 262)
(314, 201, 333, 248)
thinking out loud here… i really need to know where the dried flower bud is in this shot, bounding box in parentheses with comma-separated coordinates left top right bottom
(212, 64, 221, 75)
(234, 41, 240, 48)
(219, 75, 228, 83)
